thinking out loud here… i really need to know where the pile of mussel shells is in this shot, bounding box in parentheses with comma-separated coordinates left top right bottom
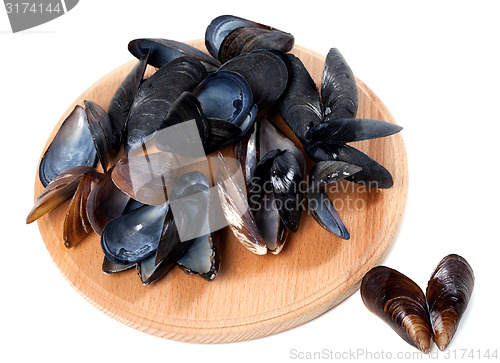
(361, 254, 474, 353)
(27, 15, 402, 285)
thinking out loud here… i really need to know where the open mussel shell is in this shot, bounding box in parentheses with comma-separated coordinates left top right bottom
(39, 105, 98, 187)
(307, 161, 361, 240)
(86, 167, 130, 236)
(306, 117, 403, 143)
(218, 26, 294, 64)
(277, 54, 323, 144)
(321, 48, 359, 120)
(361, 266, 432, 354)
(125, 56, 207, 153)
(305, 141, 393, 189)
(63, 171, 101, 248)
(107, 53, 148, 154)
(193, 70, 254, 132)
(216, 153, 267, 255)
(27, 166, 99, 224)
(102, 256, 135, 274)
(84, 100, 112, 172)
(129, 38, 220, 72)
(101, 202, 169, 265)
(426, 254, 474, 351)
(219, 50, 289, 105)
(177, 232, 219, 281)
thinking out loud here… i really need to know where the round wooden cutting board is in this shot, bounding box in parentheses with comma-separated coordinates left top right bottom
(34, 40, 408, 343)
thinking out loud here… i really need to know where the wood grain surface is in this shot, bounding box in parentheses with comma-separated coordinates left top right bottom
(33, 40, 408, 343)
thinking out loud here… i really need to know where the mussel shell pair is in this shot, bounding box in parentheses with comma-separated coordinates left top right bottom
(205, 15, 294, 64)
(100, 171, 219, 284)
(27, 166, 104, 248)
(39, 101, 111, 187)
(220, 119, 305, 254)
(277, 49, 402, 189)
(361, 255, 474, 353)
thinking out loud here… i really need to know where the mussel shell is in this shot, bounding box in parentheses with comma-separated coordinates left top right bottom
(321, 48, 358, 120)
(218, 26, 294, 64)
(253, 188, 288, 254)
(205, 15, 260, 59)
(102, 256, 135, 274)
(177, 232, 219, 281)
(309, 160, 362, 190)
(137, 253, 175, 285)
(100, 202, 169, 265)
(426, 254, 474, 351)
(27, 166, 99, 224)
(277, 54, 323, 144)
(248, 149, 281, 210)
(306, 117, 403, 143)
(270, 150, 303, 232)
(122, 198, 145, 214)
(304, 141, 393, 189)
(219, 50, 289, 105)
(39, 105, 98, 187)
(259, 118, 305, 176)
(63, 172, 101, 248)
(84, 100, 112, 172)
(216, 153, 267, 255)
(192, 70, 253, 130)
(129, 38, 220, 72)
(154, 206, 181, 265)
(233, 122, 257, 187)
(86, 167, 130, 236)
(125, 56, 207, 153)
(204, 118, 242, 154)
(306, 161, 361, 239)
(111, 152, 188, 205)
(107, 54, 148, 154)
(156, 91, 210, 148)
(239, 104, 258, 136)
(307, 187, 350, 240)
(361, 266, 432, 353)
(247, 149, 291, 253)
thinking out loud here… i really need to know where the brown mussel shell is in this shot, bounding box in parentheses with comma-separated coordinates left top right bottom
(86, 167, 130, 236)
(361, 266, 432, 353)
(426, 254, 474, 351)
(216, 153, 267, 255)
(27, 166, 99, 224)
(63, 172, 101, 248)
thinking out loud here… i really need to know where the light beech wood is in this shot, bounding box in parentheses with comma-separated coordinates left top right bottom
(34, 40, 408, 343)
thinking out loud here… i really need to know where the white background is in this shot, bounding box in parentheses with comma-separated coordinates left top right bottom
(1, 1, 499, 362)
